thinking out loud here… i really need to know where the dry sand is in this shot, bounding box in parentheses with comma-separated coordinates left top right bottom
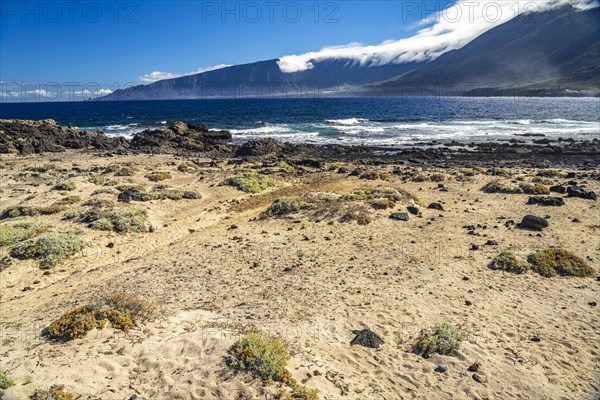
(0, 151, 598, 399)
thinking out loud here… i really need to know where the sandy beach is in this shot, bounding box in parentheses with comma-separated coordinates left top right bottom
(0, 144, 598, 399)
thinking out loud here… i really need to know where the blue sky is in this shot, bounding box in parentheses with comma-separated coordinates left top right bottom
(0, 1, 454, 84)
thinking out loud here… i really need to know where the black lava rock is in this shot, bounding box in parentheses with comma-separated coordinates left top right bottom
(519, 215, 549, 230)
(527, 196, 565, 206)
(407, 206, 420, 215)
(390, 212, 409, 221)
(428, 202, 445, 211)
(350, 329, 384, 348)
(567, 186, 597, 200)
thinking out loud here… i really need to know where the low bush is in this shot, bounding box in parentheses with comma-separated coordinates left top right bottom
(82, 198, 116, 208)
(30, 385, 76, 400)
(0, 373, 15, 389)
(359, 170, 389, 180)
(85, 208, 147, 234)
(415, 322, 463, 357)
(226, 334, 318, 400)
(266, 197, 311, 216)
(537, 169, 563, 178)
(10, 230, 86, 268)
(489, 251, 529, 274)
(222, 172, 277, 193)
(114, 166, 136, 176)
(146, 171, 172, 182)
(53, 181, 76, 191)
(166, 189, 202, 200)
(0, 222, 48, 247)
(47, 292, 154, 341)
(482, 180, 549, 195)
(528, 248, 595, 278)
(1, 203, 68, 219)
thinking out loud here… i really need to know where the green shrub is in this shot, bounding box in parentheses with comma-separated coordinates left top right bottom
(339, 204, 373, 225)
(226, 334, 290, 383)
(177, 162, 198, 172)
(1, 203, 69, 220)
(488, 167, 510, 177)
(30, 385, 75, 400)
(115, 166, 136, 176)
(359, 170, 389, 180)
(222, 172, 277, 193)
(86, 208, 147, 234)
(489, 251, 530, 274)
(483, 180, 549, 195)
(531, 176, 554, 185)
(146, 171, 172, 182)
(537, 169, 563, 178)
(266, 197, 311, 216)
(528, 248, 595, 278)
(519, 182, 550, 195)
(89, 175, 116, 186)
(429, 173, 446, 182)
(56, 196, 82, 205)
(415, 322, 463, 357)
(92, 188, 116, 196)
(10, 230, 86, 269)
(53, 181, 76, 191)
(0, 373, 15, 389)
(0, 222, 48, 246)
(166, 189, 202, 200)
(47, 293, 152, 341)
(82, 198, 116, 208)
(226, 334, 318, 399)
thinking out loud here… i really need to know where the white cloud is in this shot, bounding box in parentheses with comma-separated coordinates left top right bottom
(139, 64, 232, 83)
(277, 0, 598, 73)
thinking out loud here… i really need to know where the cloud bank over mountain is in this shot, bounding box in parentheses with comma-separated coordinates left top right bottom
(277, 0, 599, 73)
(139, 64, 232, 82)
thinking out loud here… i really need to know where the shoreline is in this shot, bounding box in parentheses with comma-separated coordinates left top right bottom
(1, 119, 599, 169)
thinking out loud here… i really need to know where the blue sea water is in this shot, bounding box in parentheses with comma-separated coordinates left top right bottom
(1, 97, 598, 146)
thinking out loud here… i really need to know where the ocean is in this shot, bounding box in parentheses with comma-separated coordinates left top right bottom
(1, 97, 599, 146)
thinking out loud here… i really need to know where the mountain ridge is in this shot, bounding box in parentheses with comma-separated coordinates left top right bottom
(97, 5, 600, 101)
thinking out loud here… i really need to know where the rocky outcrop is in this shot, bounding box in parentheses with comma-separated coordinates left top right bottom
(130, 121, 233, 155)
(0, 119, 128, 154)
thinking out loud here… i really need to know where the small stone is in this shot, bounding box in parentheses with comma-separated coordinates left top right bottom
(519, 215, 549, 230)
(283, 267, 293, 272)
(350, 328, 384, 348)
(485, 240, 498, 245)
(390, 212, 409, 221)
(572, 218, 581, 223)
(407, 206, 420, 215)
(469, 244, 479, 251)
(434, 364, 448, 373)
(530, 336, 542, 342)
(428, 202, 445, 211)
(465, 300, 473, 306)
(468, 362, 480, 372)
(106, 242, 115, 248)
(589, 302, 597, 307)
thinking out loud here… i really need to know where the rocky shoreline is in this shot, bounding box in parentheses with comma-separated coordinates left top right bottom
(1, 119, 599, 168)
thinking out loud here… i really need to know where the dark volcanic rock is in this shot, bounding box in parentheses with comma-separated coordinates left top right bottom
(428, 202, 445, 211)
(235, 138, 288, 157)
(130, 121, 232, 154)
(567, 185, 597, 200)
(527, 196, 565, 206)
(0, 119, 128, 154)
(350, 329, 384, 348)
(407, 206, 420, 215)
(519, 215, 549, 230)
(549, 185, 567, 194)
(390, 212, 409, 221)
